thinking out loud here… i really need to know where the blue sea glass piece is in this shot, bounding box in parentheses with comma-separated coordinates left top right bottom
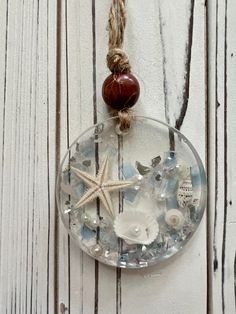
(191, 165, 202, 187)
(81, 225, 96, 240)
(100, 227, 118, 250)
(122, 163, 140, 203)
(156, 177, 178, 199)
(163, 151, 177, 171)
(166, 196, 179, 209)
(123, 163, 138, 178)
(118, 253, 129, 267)
(78, 138, 95, 157)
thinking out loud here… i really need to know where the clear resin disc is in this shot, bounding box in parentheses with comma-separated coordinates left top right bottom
(56, 116, 207, 268)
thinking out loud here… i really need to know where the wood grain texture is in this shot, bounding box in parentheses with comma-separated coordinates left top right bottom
(208, 0, 236, 313)
(0, 0, 57, 313)
(57, 1, 207, 314)
(1, 0, 235, 313)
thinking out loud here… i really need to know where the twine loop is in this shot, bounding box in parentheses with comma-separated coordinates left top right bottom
(107, 48, 131, 73)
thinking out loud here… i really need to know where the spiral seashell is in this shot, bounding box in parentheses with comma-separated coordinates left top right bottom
(165, 209, 185, 230)
(114, 210, 159, 245)
(177, 179, 193, 208)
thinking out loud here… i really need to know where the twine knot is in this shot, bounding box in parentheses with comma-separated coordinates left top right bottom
(117, 109, 133, 130)
(107, 48, 131, 73)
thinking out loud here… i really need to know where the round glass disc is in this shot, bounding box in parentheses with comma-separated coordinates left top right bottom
(56, 116, 207, 268)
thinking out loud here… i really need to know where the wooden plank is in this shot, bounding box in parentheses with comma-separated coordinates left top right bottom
(208, 0, 236, 313)
(120, 1, 207, 314)
(57, 0, 207, 313)
(0, 0, 57, 313)
(57, 1, 99, 313)
(224, 2, 236, 312)
(0, 0, 209, 313)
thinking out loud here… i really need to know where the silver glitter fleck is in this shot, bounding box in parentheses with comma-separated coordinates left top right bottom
(151, 156, 161, 168)
(136, 161, 151, 175)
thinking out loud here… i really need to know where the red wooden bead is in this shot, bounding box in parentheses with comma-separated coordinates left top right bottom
(102, 73, 140, 110)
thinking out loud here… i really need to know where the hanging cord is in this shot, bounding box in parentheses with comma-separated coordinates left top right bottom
(106, 0, 134, 130)
(107, 0, 131, 73)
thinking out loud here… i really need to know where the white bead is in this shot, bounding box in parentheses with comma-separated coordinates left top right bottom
(90, 244, 103, 257)
(81, 212, 99, 230)
(89, 218, 99, 229)
(80, 212, 91, 223)
(165, 209, 185, 230)
(130, 225, 142, 237)
(114, 210, 159, 245)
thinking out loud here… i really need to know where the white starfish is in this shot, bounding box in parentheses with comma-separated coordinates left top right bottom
(71, 156, 132, 217)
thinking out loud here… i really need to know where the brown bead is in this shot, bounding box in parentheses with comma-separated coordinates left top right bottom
(102, 73, 140, 110)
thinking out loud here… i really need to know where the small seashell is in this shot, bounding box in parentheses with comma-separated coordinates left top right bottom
(176, 159, 191, 179)
(114, 210, 159, 245)
(177, 179, 193, 208)
(165, 209, 185, 230)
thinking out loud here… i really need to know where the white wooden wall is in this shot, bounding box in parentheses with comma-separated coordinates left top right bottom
(0, 0, 235, 313)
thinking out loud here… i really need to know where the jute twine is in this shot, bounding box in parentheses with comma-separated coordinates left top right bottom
(107, 0, 133, 130)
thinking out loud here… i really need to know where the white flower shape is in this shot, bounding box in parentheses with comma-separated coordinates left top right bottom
(114, 210, 159, 245)
(165, 209, 185, 230)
